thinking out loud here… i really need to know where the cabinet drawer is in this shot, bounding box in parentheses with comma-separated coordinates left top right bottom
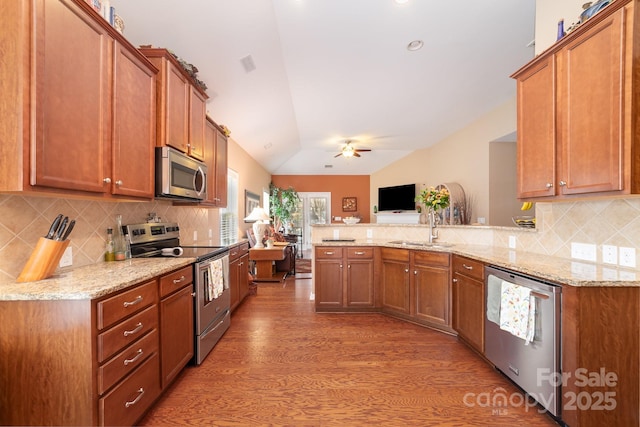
(315, 247, 343, 259)
(159, 266, 193, 298)
(98, 329, 159, 395)
(97, 305, 158, 363)
(97, 280, 158, 330)
(347, 247, 373, 259)
(380, 247, 410, 262)
(229, 242, 247, 260)
(99, 352, 161, 427)
(452, 256, 484, 281)
(413, 251, 450, 267)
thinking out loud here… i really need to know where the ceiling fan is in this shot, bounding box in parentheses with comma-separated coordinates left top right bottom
(334, 141, 371, 158)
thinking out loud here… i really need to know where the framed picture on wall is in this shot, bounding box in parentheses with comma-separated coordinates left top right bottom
(342, 197, 357, 212)
(244, 190, 261, 222)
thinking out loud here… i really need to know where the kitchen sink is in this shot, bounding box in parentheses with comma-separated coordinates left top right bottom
(387, 240, 453, 248)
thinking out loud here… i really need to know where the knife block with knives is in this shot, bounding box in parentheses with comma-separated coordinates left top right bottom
(17, 214, 75, 282)
(17, 238, 70, 282)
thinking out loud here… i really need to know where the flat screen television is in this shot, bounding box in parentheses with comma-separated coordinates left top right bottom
(377, 184, 416, 212)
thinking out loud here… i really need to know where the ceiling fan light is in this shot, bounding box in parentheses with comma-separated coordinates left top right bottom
(342, 144, 356, 157)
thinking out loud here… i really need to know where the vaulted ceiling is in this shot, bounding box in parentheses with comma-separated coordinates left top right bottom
(111, 0, 535, 175)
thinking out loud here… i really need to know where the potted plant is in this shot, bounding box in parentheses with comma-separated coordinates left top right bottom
(269, 184, 300, 233)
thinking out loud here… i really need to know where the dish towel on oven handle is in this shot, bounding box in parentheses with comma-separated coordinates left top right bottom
(499, 281, 536, 345)
(208, 258, 224, 300)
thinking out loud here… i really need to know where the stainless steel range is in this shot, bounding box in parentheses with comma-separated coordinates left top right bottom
(127, 222, 230, 365)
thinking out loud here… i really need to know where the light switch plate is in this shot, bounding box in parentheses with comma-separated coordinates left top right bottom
(366, 229, 373, 239)
(571, 242, 597, 262)
(602, 245, 617, 264)
(333, 229, 340, 239)
(508, 236, 516, 249)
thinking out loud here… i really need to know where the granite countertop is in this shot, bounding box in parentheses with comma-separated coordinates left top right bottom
(0, 258, 195, 301)
(314, 240, 640, 287)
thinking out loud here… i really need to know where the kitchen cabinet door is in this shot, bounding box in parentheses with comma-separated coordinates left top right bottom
(452, 255, 485, 354)
(412, 251, 451, 330)
(112, 41, 156, 198)
(202, 119, 228, 207)
(556, 9, 624, 195)
(188, 86, 206, 161)
(516, 56, 556, 198)
(345, 248, 375, 308)
(380, 249, 410, 316)
(32, 0, 111, 193)
(238, 252, 250, 303)
(160, 285, 194, 388)
(315, 259, 344, 308)
(213, 128, 228, 207)
(164, 60, 190, 153)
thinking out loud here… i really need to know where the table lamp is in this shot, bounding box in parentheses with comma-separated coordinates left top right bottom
(244, 207, 271, 248)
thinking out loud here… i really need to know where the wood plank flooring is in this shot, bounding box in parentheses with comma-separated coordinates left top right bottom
(139, 276, 560, 426)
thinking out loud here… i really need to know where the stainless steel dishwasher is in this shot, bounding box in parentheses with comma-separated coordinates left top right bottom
(485, 265, 562, 417)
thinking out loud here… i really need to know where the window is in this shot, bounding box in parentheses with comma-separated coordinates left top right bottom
(220, 169, 238, 245)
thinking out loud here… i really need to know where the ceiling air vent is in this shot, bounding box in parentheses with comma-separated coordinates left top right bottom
(324, 164, 333, 168)
(240, 55, 256, 73)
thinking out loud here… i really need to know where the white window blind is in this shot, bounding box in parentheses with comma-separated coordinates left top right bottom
(220, 169, 238, 245)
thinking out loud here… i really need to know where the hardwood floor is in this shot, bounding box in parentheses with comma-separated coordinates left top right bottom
(140, 276, 559, 426)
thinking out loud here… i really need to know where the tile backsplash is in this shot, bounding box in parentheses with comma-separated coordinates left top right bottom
(2, 194, 639, 282)
(0, 194, 221, 282)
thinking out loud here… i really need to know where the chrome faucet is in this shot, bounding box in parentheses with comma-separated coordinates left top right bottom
(428, 210, 438, 243)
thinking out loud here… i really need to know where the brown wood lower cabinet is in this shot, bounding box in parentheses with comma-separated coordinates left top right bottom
(159, 266, 194, 388)
(315, 246, 375, 311)
(230, 242, 250, 312)
(379, 248, 452, 332)
(451, 255, 485, 353)
(0, 265, 199, 426)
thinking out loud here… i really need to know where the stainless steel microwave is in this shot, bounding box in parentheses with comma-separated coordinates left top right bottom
(155, 147, 207, 200)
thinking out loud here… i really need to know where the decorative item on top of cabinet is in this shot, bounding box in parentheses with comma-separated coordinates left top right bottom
(139, 47, 208, 162)
(452, 255, 485, 354)
(0, 0, 157, 200)
(512, 0, 638, 199)
(314, 246, 376, 311)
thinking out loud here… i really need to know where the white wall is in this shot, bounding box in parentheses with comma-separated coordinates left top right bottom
(371, 97, 517, 225)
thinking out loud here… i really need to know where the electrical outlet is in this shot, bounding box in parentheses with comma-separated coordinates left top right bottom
(208, 229, 213, 238)
(477, 217, 486, 224)
(619, 247, 636, 268)
(508, 235, 516, 249)
(602, 245, 618, 265)
(571, 242, 597, 262)
(333, 229, 340, 239)
(193, 231, 198, 242)
(59, 247, 72, 267)
(335, 216, 342, 221)
(366, 229, 373, 239)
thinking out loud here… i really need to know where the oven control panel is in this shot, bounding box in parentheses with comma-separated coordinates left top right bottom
(126, 222, 180, 245)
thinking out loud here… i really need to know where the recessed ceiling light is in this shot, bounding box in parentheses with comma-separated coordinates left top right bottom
(407, 40, 424, 51)
(264, 142, 272, 149)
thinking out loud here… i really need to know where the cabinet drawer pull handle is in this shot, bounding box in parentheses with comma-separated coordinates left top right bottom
(546, 182, 553, 189)
(115, 180, 123, 186)
(354, 251, 365, 255)
(559, 180, 567, 186)
(103, 177, 111, 184)
(348, 264, 351, 269)
(172, 275, 186, 284)
(123, 322, 143, 337)
(452, 278, 458, 283)
(462, 264, 473, 270)
(123, 349, 143, 366)
(325, 251, 334, 255)
(405, 268, 409, 273)
(340, 264, 343, 268)
(124, 388, 145, 408)
(414, 270, 417, 275)
(123, 296, 143, 307)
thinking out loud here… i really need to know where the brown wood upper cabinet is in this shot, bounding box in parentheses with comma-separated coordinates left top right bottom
(203, 118, 228, 207)
(512, 0, 638, 199)
(140, 48, 208, 162)
(0, 0, 157, 199)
